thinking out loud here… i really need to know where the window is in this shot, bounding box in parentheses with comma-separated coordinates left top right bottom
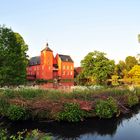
(63, 65, 65, 70)
(63, 71, 65, 75)
(67, 65, 69, 70)
(70, 71, 73, 75)
(71, 66, 73, 70)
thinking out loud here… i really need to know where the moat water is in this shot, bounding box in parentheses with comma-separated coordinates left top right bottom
(39, 82, 74, 91)
(1, 104, 140, 140)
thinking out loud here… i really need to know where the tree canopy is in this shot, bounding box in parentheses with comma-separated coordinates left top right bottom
(114, 60, 127, 78)
(125, 56, 138, 71)
(128, 65, 140, 79)
(79, 51, 115, 84)
(0, 25, 28, 86)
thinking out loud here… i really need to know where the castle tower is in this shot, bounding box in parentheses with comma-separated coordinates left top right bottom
(40, 43, 54, 79)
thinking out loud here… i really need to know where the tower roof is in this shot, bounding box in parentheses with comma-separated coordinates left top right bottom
(41, 43, 53, 52)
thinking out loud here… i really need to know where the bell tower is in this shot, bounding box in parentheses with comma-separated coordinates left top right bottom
(40, 43, 54, 79)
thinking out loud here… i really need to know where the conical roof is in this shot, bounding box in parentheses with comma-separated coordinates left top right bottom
(41, 43, 53, 52)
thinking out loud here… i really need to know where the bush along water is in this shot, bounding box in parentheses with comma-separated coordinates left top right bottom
(95, 97, 118, 118)
(127, 93, 139, 107)
(7, 105, 29, 121)
(57, 103, 88, 122)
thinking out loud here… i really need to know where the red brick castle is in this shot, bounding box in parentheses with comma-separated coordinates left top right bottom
(27, 43, 74, 80)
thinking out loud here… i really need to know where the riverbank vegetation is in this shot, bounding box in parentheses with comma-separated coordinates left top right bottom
(0, 86, 140, 122)
(0, 129, 52, 140)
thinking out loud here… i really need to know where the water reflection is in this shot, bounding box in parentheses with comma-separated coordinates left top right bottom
(39, 82, 74, 91)
(2, 104, 140, 140)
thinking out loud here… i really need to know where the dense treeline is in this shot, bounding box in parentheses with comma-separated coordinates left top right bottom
(76, 51, 140, 86)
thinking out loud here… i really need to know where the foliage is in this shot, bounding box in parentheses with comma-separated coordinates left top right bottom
(135, 87, 140, 96)
(95, 97, 118, 118)
(0, 87, 140, 121)
(0, 25, 28, 86)
(127, 94, 139, 107)
(114, 60, 127, 78)
(7, 105, 28, 121)
(0, 129, 52, 140)
(3, 89, 18, 98)
(57, 103, 87, 122)
(3, 88, 47, 100)
(128, 65, 140, 79)
(125, 56, 138, 71)
(0, 98, 9, 115)
(18, 88, 45, 99)
(110, 88, 129, 96)
(76, 72, 88, 85)
(114, 56, 137, 79)
(111, 75, 119, 86)
(80, 51, 115, 85)
(0, 129, 7, 140)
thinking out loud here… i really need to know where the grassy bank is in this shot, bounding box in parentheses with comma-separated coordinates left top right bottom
(0, 85, 140, 122)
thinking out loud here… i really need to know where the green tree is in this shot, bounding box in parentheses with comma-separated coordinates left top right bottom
(0, 25, 28, 86)
(80, 51, 115, 85)
(114, 60, 127, 78)
(125, 56, 138, 71)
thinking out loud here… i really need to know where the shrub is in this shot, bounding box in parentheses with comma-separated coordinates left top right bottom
(7, 105, 29, 121)
(136, 88, 140, 99)
(95, 97, 118, 118)
(127, 94, 139, 107)
(57, 103, 87, 122)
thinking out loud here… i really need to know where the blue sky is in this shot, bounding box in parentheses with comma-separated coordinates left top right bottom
(1, 0, 140, 66)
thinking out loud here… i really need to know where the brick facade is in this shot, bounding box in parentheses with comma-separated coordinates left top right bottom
(27, 43, 74, 80)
